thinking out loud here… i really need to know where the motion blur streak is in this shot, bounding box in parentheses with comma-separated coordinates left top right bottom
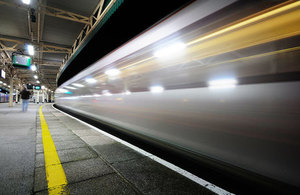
(55, 0, 300, 192)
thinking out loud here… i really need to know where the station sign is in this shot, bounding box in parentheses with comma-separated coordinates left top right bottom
(12, 54, 32, 69)
(1, 69, 5, 79)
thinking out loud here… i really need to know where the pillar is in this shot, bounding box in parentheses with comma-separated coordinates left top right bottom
(9, 77, 13, 107)
(16, 90, 19, 103)
(42, 90, 45, 103)
(36, 90, 39, 103)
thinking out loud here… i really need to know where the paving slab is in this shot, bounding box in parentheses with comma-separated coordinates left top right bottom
(0, 103, 37, 195)
(68, 173, 139, 195)
(113, 157, 215, 195)
(62, 158, 114, 184)
(93, 142, 145, 164)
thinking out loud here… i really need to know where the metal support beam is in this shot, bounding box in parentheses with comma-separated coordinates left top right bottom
(59, 0, 122, 74)
(0, 0, 89, 24)
(40, 4, 89, 24)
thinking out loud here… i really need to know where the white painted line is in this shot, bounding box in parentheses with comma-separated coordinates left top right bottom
(52, 104, 233, 195)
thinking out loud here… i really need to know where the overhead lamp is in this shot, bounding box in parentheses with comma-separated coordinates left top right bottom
(41, 85, 45, 89)
(208, 78, 238, 89)
(72, 83, 84, 87)
(105, 69, 120, 76)
(34, 75, 38, 79)
(22, 0, 30, 5)
(27, 45, 34, 55)
(31, 65, 37, 71)
(36, 81, 40, 83)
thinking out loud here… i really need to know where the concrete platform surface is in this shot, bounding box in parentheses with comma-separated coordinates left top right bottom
(0, 103, 217, 195)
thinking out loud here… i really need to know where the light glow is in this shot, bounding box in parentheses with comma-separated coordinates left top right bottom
(105, 69, 120, 76)
(34, 75, 38, 79)
(208, 79, 238, 89)
(22, 0, 30, 5)
(102, 90, 112, 96)
(150, 86, 164, 93)
(36, 81, 40, 84)
(124, 90, 131, 95)
(31, 65, 37, 71)
(72, 83, 84, 87)
(85, 78, 97, 83)
(41, 85, 45, 89)
(27, 45, 34, 55)
(64, 86, 76, 90)
(154, 42, 186, 58)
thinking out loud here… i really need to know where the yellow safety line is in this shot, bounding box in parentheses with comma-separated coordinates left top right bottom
(39, 105, 69, 194)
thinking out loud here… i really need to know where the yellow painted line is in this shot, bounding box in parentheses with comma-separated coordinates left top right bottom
(39, 105, 69, 194)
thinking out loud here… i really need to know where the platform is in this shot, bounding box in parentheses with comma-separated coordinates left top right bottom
(0, 103, 219, 195)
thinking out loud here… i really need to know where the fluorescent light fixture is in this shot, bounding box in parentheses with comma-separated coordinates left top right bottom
(33, 75, 38, 79)
(22, 0, 30, 5)
(1, 69, 5, 79)
(27, 45, 34, 56)
(154, 42, 186, 58)
(72, 83, 84, 87)
(0, 81, 2, 83)
(36, 81, 40, 83)
(208, 78, 238, 89)
(64, 86, 76, 90)
(105, 69, 120, 76)
(31, 65, 37, 71)
(3, 83, 7, 86)
(85, 78, 97, 83)
(41, 85, 45, 89)
(150, 85, 164, 93)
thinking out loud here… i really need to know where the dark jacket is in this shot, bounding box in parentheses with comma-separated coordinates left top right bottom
(20, 89, 31, 99)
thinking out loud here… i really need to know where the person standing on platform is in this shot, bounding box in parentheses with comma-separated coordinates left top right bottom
(20, 85, 31, 112)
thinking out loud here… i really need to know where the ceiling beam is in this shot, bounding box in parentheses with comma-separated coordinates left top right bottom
(0, 37, 71, 54)
(0, 0, 89, 24)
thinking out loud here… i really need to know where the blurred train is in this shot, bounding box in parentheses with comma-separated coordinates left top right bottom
(55, 0, 300, 193)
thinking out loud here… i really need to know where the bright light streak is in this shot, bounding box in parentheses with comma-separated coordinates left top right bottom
(34, 75, 38, 79)
(85, 78, 97, 83)
(57, 88, 68, 93)
(154, 42, 186, 58)
(208, 79, 238, 89)
(124, 90, 131, 95)
(150, 86, 164, 93)
(102, 90, 112, 96)
(105, 69, 120, 76)
(22, 0, 30, 5)
(31, 65, 37, 71)
(72, 83, 84, 87)
(64, 86, 76, 90)
(27, 45, 34, 55)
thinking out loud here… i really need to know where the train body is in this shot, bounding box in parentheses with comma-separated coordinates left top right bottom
(55, 0, 300, 190)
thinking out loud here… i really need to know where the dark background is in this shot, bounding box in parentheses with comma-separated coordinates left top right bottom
(58, 0, 193, 86)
